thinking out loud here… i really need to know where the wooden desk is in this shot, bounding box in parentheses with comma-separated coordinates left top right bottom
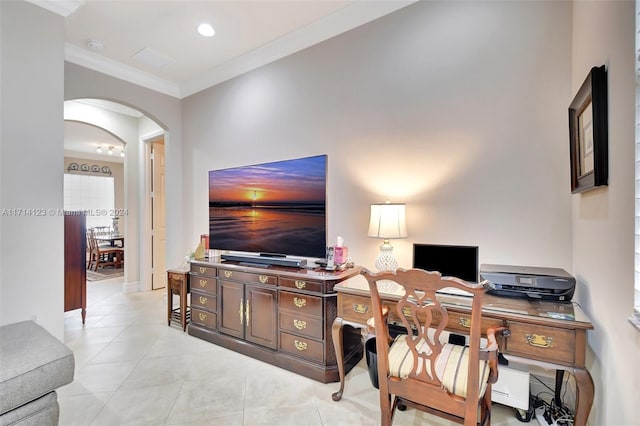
(331, 277, 594, 425)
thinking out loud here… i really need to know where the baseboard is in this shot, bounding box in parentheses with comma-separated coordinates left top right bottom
(122, 280, 140, 293)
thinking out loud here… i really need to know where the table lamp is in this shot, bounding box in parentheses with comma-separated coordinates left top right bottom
(368, 201, 408, 271)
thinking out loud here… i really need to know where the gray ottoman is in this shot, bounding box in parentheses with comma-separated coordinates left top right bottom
(0, 321, 75, 426)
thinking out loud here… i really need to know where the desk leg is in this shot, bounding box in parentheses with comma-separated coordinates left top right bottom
(574, 368, 594, 426)
(331, 317, 345, 401)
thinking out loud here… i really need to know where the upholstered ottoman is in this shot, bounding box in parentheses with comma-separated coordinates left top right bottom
(0, 321, 74, 426)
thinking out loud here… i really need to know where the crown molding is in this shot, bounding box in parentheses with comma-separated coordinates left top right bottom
(180, 0, 417, 98)
(65, 43, 181, 98)
(62, 0, 416, 99)
(26, 0, 84, 17)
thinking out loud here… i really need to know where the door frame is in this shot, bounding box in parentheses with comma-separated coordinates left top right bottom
(141, 130, 167, 291)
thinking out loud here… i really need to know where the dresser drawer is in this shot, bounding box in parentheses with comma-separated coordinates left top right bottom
(280, 332, 324, 363)
(219, 269, 276, 286)
(280, 277, 323, 293)
(279, 311, 323, 340)
(279, 291, 322, 317)
(191, 308, 216, 329)
(190, 263, 216, 277)
(505, 322, 575, 365)
(191, 290, 216, 312)
(168, 272, 189, 292)
(190, 275, 216, 295)
(337, 293, 374, 324)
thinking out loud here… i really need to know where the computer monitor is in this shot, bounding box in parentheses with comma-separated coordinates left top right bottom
(412, 243, 479, 283)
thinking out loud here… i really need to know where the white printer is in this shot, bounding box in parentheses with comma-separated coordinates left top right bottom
(480, 264, 576, 302)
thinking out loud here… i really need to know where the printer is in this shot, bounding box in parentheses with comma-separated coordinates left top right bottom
(479, 264, 576, 302)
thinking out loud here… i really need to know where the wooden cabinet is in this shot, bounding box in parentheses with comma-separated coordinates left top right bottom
(64, 212, 86, 323)
(218, 268, 277, 349)
(188, 260, 361, 383)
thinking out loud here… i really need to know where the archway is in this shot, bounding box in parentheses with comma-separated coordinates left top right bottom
(64, 98, 166, 293)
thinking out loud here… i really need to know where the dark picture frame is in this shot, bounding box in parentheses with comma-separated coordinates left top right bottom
(568, 65, 608, 194)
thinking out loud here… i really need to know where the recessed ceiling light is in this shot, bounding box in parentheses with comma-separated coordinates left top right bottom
(197, 23, 215, 37)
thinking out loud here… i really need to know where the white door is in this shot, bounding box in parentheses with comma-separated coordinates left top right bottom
(151, 138, 166, 290)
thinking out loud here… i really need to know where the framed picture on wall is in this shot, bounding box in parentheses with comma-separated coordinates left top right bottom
(568, 65, 608, 194)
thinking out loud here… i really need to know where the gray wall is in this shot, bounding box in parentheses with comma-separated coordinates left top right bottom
(182, 0, 573, 273)
(571, 1, 637, 422)
(1, 1, 65, 338)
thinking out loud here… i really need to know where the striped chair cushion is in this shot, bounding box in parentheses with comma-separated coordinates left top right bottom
(387, 334, 490, 399)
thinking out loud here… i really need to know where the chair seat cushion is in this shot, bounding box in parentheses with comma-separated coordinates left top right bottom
(0, 321, 74, 415)
(387, 334, 489, 399)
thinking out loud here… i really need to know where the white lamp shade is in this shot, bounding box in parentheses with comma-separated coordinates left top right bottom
(368, 203, 408, 239)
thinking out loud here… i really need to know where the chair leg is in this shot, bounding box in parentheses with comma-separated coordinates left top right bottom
(379, 391, 393, 426)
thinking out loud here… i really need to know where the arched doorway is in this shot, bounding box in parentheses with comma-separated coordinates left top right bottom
(64, 98, 167, 292)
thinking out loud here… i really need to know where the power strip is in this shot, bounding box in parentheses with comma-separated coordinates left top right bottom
(535, 407, 558, 426)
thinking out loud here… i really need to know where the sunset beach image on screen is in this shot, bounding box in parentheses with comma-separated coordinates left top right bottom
(208, 155, 327, 258)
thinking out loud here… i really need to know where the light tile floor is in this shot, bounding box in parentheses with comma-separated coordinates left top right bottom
(59, 278, 525, 426)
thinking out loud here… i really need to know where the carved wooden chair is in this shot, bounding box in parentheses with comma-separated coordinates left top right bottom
(362, 268, 505, 426)
(86, 229, 121, 271)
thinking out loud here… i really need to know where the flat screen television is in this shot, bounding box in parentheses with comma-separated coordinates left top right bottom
(208, 154, 327, 258)
(412, 243, 479, 282)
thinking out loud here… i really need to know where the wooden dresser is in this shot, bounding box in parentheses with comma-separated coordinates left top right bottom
(64, 212, 86, 323)
(188, 259, 362, 383)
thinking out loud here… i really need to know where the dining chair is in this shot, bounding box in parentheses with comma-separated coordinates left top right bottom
(86, 229, 121, 271)
(362, 268, 506, 426)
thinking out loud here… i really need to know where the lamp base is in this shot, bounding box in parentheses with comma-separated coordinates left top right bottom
(374, 241, 398, 272)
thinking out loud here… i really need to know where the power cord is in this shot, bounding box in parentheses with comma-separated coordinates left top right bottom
(514, 373, 575, 425)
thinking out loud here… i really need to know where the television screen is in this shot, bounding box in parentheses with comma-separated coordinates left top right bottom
(209, 155, 327, 258)
(412, 244, 479, 282)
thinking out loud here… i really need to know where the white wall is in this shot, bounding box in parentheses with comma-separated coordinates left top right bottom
(571, 1, 638, 424)
(182, 0, 573, 272)
(0, 1, 65, 338)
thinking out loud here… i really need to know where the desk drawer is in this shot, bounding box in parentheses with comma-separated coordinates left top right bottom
(279, 291, 322, 317)
(279, 332, 323, 363)
(279, 311, 323, 340)
(446, 312, 503, 335)
(191, 308, 216, 329)
(337, 293, 374, 324)
(506, 322, 575, 365)
(191, 276, 216, 295)
(191, 290, 216, 312)
(191, 264, 216, 277)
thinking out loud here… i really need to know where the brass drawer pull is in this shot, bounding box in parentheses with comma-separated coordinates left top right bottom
(239, 298, 244, 326)
(293, 319, 307, 330)
(458, 317, 471, 328)
(295, 280, 306, 289)
(526, 333, 553, 348)
(294, 340, 308, 351)
(199, 266, 206, 274)
(401, 307, 411, 317)
(293, 297, 306, 308)
(246, 300, 250, 324)
(199, 296, 208, 304)
(259, 275, 268, 284)
(198, 313, 207, 321)
(353, 303, 369, 314)
(199, 279, 207, 287)
(224, 270, 233, 278)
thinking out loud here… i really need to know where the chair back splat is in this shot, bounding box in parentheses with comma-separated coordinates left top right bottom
(362, 268, 504, 426)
